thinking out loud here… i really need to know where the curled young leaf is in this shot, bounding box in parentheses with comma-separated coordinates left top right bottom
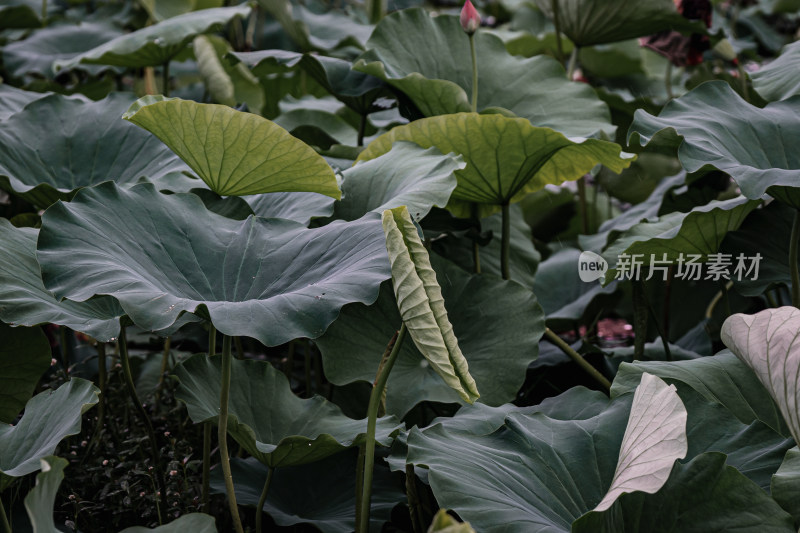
(382, 206, 479, 403)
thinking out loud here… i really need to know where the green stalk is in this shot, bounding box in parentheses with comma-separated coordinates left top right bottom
(550, 0, 564, 63)
(119, 328, 167, 513)
(577, 177, 589, 234)
(218, 335, 244, 533)
(202, 326, 216, 511)
(501, 202, 510, 280)
(469, 33, 478, 113)
(358, 113, 367, 147)
(0, 498, 11, 533)
(154, 337, 171, 408)
(791, 210, 800, 308)
(665, 62, 674, 100)
(544, 328, 610, 392)
(471, 203, 481, 274)
(366, 0, 386, 24)
(162, 61, 170, 97)
(566, 46, 578, 80)
(41, 0, 47, 22)
(406, 464, 425, 533)
(255, 467, 275, 533)
(354, 444, 366, 527)
(632, 280, 647, 360)
(357, 324, 407, 533)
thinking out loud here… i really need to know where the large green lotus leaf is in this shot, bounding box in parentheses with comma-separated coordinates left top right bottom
(1, 23, 125, 79)
(405, 385, 793, 533)
(612, 351, 789, 437)
(139, 0, 224, 22)
(0, 220, 123, 342)
(722, 201, 798, 297)
(354, 9, 613, 138)
(317, 256, 545, 417)
(123, 96, 340, 198)
(721, 307, 800, 445)
(533, 0, 705, 47)
(120, 514, 218, 532)
(629, 81, 800, 209)
(383, 206, 479, 404)
(37, 182, 389, 345)
(572, 453, 793, 532)
(594, 374, 687, 512)
(23, 456, 68, 533)
(599, 197, 761, 284)
(335, 143, 463, 221)
(0, 0, 45, 29)
(0, 93, 189, 208)
(273, 107, 359, 148)
(431, 204, 541, 288)
(0, 85, 53, 120)
(772, 447, 800, 527)
(245, 192, 335, 226)
(0, 323, 50, 423)
(54, 6, 251, 70)
(358, 113, 633, 218)
(210, 453, 404, 532)
(174, 354, 402, 468)
(229, 50, 386, 114)
(0, 378, 99, 478)
(752, 41, 800, 101)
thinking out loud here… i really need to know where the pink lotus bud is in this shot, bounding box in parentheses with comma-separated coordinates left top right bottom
(460, 0, 480, 35)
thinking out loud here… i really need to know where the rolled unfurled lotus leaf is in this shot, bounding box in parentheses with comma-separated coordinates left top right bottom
(37, 182, 389, 345)
(382, 206, 479, 404)
(594, 373, 688, 511)
(335, 143, 464, 221)
(123, 96, 340, 198)
(0, 323, 51, 423)
(193, 34, 264, 113)
(353, 8, 613, 138)
(0, 378, 99, 478)
(721, 306, 800, 444)
(428, 509, 476, 533)
(360, 114, 634, 218)
(193, 35, 235, 106)
(533, 0, 706, 47)
(0, 220, 123, 342)
(752, 41, 800, 101)
(54, 5, 251, 70)
(23, 456, 68, 532)
(0, 93, 188, 207)
(175, 354, 403, 468)
(629, 81, 800, 208)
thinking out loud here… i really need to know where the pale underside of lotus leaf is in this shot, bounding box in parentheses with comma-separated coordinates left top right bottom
(36, 182, 390, 345)
(123, 95, 340, 198)
(721, 306, 800, 445)
(359, 113, 634, 218)
(629, 81, 800, 208)
(752, 41, 800, 102)
(354, 8, 614, 138)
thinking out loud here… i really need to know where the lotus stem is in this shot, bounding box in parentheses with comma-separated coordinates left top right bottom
(406, 464, 425, 533)
(550, 0, 564, 63)
(357, 324, 407, 533)
(469, 33, 479, 113)
(577, 176, 589, 234)
(471, 203, 481, 274)
(255, 466, 275, 533)
(358, 113, 367, 147)
(119, 327, 167, 512)
(705, 281, 734, 319)
(218, 335, 244, 533)
(0, 498, 11, 533)
(791, 210, 800, 308)
(366, 0, 386, 25)
(544, 328, 610, 392)
(566, 46, 578, 80)
(355, 444, 366, 527)
(665, 62, 674, 100)
(632, 280, 647, 360)
(162, 61, 170, 97)
(201, 326, 216, 511)
(41, 0, 46, 22)
(501, 202, 510, 280)
(154, 336, 171, 408)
